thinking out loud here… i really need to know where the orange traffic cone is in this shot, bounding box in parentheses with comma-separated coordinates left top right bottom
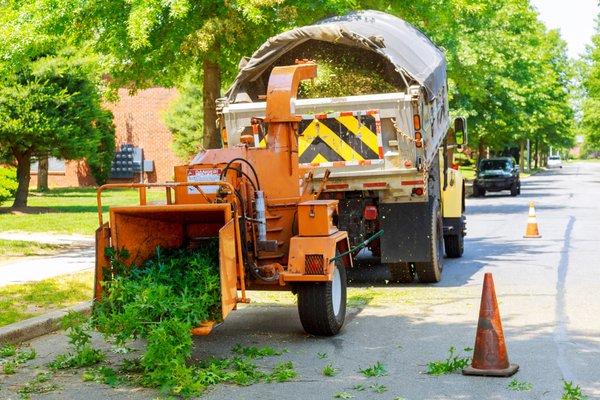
(463, 273, 519, 377)
(523, 201, 541, 238)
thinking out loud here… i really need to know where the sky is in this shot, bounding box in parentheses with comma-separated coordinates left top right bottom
(531, 0, 599, 58)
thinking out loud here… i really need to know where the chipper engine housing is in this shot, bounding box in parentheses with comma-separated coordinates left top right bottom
(94, 62, 353, 337)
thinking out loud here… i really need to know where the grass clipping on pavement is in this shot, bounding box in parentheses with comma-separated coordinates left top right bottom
(50, 241, 296, 397)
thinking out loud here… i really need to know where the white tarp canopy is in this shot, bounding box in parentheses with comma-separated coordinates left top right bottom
(226, 10, 447, 103)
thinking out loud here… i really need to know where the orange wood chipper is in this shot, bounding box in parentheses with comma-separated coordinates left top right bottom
(94, 62, 356, 336)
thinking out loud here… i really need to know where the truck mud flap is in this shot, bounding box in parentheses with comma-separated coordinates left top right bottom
(379, 200, 434, 264)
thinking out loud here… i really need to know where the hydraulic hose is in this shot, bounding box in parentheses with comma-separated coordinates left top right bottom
(330, 229, 384, 263)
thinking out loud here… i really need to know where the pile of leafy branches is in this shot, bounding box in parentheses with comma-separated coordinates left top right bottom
(48, 244, 298, 397)
(298, 59, 398, 98)
(285, 43, 400, 99)
(91, 243, 222, 396)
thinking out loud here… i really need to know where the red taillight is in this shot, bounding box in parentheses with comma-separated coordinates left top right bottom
(412, 187, 424, 196)
(413, 114, 421, 131)
(363, 205, 378, 220)
(415, 132, 423, 148)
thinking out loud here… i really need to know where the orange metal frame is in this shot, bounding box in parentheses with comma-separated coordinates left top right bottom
(94, 181, 247, 306)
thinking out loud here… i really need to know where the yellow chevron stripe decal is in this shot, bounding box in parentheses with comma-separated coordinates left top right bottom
(336, 115, 379, 154)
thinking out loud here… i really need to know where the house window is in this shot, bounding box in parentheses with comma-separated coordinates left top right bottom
(31, 157, 66, 173)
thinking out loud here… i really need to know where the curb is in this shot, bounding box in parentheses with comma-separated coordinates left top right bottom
(0, 301, 92, 345)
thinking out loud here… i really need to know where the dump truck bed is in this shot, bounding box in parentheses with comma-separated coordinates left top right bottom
(221, 90, 448, 189)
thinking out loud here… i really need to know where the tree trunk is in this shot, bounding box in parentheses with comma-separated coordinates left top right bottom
(534, 137, 539, 169)
(519, 140, 525, 171)
(13, 152, 32, 208)
(37, 155, 49, 192)
(202, 48, 222, 150)
(477, 139, 486, 164)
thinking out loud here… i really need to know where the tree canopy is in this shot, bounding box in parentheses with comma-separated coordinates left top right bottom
(155, 1, 573, 165)
(366, 0, 574, 164)
(71, 0, 356, 149)
(1, 0, 580, 190)
(581, 17, 600, 155)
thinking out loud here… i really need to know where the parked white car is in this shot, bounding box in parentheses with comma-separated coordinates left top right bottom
(547, 155, 563, 168)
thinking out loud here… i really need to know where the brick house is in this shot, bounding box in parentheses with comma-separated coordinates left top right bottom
(30, 88, 185, 187)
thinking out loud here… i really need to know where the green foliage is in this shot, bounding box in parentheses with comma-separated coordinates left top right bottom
(3, 361, 16, 374)
(267, 361, 297, 383)
(94, 245, 222, 344)
(298, 52, 398, 98)
(164, 80, 204, 159)
(49, 311, 104, 370)
(86, 115, 116, 185)
(0, 167, 18, 205)
(232, 344, 285, 359)
(317, 352, 328, 359)
(0, 344, 17, 358)
(334, 392, 354, 399)
(82, 366, 126, 387)
(17, 372, 58, 396)
(359, 361, 388, 377)
(0, 38, 114, 205)
(0, 346, 36, 375)
(562, 381, 588, 400)
(426, 346, 470, 375)
(48, 311, 104, 371)
(582, 19, 600, 153)
(322, 363, 338, 377)
(352, 384, 366, 391)
(507, 379, 533, 391)
(370, 384, 387, 394)
(91, 245, 222, 397)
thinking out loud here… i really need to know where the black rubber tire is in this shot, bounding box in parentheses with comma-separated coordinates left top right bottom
(388, 262, 415, 283)
(444, 234, 464, 258)
(415, 202, 444, 283)
(296, 259, 347, 336)
(473, 185, 486, 197)
(510, 182, 519, 196)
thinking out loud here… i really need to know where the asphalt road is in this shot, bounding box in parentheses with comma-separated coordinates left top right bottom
(1, 161, 598, 399)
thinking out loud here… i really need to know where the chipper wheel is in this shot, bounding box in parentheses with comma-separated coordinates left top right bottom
(414, 201, 444, 283)
(297, 257, 347, 336)
(388, 262, 415, 283)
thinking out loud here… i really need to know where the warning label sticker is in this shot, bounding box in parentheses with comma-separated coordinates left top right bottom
(187, 168, 222, 194)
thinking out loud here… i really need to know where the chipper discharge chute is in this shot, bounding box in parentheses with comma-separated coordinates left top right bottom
(94, 62, 357, 336)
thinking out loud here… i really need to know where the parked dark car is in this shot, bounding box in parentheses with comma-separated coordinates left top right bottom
(473, 157, 520, 197)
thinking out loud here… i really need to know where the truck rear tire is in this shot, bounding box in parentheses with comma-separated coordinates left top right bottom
(444, 234, 464, 258)
(415, 202, 444, 283)
(388, 262, 415, 283)
(297, 258, 347, 336)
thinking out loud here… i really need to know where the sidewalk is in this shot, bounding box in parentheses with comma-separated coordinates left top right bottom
(0, 231, 93, 244)
(0, 232, 94, 287)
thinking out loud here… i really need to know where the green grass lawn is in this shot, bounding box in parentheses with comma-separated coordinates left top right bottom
(0, 239, 66, 257)
(0, 188, 164, 235)
(0, 271, 93, 327)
